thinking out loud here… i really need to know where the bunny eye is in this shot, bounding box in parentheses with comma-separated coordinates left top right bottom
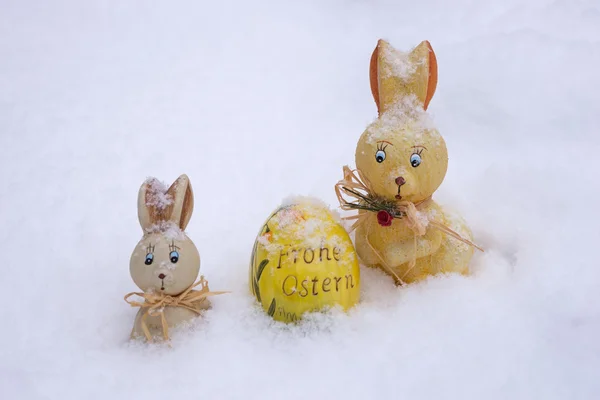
(169, 251, 179, 263)
(375, 141, 390, 163)
(410, 153, 422, 168)
(144, 253, 154, 265)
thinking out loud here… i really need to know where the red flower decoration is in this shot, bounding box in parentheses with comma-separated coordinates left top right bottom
(377, 210, 393, 227)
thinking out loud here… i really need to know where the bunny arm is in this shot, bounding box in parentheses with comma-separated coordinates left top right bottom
(380, 227, 442, 267)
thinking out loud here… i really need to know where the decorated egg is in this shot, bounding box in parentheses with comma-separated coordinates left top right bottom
(249, 198, 360, 322)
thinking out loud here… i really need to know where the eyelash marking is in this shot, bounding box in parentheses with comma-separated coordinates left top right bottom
(411, 145, 426, 155)
(169, 241, 180, 252)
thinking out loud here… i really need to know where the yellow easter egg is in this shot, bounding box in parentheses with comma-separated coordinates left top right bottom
(249, 200, 360, 322)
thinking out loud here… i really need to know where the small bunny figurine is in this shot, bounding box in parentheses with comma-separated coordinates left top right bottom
(126, 174, 225, 342)
(340, 39, 481, 284)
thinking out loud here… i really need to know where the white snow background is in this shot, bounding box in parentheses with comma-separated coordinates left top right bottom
(1, 0, 599, 399)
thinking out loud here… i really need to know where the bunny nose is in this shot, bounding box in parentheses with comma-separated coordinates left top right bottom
(395, 176, 406, 186)
(158, 273, 166, 279)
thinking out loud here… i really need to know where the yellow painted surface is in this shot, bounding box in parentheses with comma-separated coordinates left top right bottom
(355, 40, 475, 283)
(250, 201, 360, 322)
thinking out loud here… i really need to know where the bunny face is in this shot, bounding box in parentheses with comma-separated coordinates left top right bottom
(130, 174, 199, 296)
(130, 232, 200, 295)
(355, 107, 448, 203)
(356, 40, 445, 203)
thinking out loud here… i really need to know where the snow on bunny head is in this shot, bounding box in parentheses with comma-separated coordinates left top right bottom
(355, 40, 447, 203)
(129, 174, 200, 296)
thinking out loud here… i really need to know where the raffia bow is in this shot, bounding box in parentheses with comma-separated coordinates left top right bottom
(335, 165, 483, 284)
(124, 276, 228, 342)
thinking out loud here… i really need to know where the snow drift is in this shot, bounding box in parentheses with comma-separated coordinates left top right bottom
(1, 0, 599, 398)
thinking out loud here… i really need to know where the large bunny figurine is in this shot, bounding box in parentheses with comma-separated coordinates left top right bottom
(126, 174, 224, 342)
(339, 39, 481, 284)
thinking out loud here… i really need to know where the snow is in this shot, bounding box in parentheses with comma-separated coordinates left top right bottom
(1, 0, 600, 399)
(141, 221, 186, 241)
(365, 94, 436, 144)
(380, 41, 418, 80)
(415, 210, 430, 229)
(143, 177, 173, 210)
(256, 198, 350, 256)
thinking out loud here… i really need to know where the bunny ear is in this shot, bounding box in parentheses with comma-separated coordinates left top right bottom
(137, 174, 194, 232)
(369, 44, 382, 114)
(369, 39, 438, 115)
(165, 174, 194, 231)
(137, 177, 175, 231)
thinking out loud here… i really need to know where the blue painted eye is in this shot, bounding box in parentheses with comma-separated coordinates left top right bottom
(410, 153, 421, 167)
(144, 253, 154, 265)
(170, 251, 179, 263)
(375, 150, 386, 163)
